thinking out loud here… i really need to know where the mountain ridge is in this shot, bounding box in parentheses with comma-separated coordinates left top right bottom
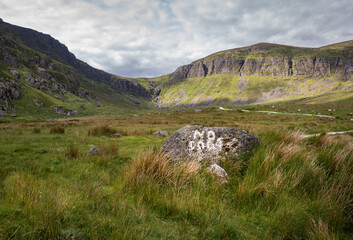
(0, 19, 352, 116)
(0, 19, 156, 118)
(154, 39, 353, 108)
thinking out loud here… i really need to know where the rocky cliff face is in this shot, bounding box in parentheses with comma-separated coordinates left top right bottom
(0, 77, 21, 111)
(171, 43, 353, 81)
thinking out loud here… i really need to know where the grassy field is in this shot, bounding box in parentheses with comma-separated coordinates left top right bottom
(0, 107, 353, 239)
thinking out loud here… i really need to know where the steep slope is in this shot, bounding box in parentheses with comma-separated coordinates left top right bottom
(155, 41, 353, 107)
(0, 19, 154, 118)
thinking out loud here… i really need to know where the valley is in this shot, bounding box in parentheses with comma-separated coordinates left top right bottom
(0, 19, 353, 239)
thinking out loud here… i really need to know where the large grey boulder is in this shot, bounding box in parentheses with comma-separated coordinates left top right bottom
(162, 125, 259, 162)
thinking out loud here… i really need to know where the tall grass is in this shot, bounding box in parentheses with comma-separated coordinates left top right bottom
(88, 125, 116, 136)
(64, 144, 80, 159)
(50, 125, 65, 134)
(1, 126, 353, 239)
(123, 129, 353, 239)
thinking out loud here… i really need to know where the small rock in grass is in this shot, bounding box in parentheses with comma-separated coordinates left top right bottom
(89, 147, 101, 155)
(208, 164, 228, 183)
(0, 110, 7, 117)
(153, 130, 169, 137)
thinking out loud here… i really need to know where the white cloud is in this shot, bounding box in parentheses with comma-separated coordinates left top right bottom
(0, 0, 352, 77)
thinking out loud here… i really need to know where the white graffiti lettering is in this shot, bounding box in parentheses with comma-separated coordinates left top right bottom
(188, 130, 223, 154)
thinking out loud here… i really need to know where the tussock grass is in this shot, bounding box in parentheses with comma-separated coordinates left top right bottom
(64, 144, 80, 159)
(1, 109, 353, 239)
(32, 127, 41, 134)
(125, 149, 200, 188)
(88, 124, 116, 136)
(91, 142, 120, 166)
(50, 125, 65, 134)
(121, 129, 353, 239)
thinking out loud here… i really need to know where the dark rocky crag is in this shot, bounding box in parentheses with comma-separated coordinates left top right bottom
(0, 77, 21, 111)
(0, 19, 152, 98)
(171, 42, 353, 82)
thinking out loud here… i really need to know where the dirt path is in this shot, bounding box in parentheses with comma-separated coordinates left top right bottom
(239, 109, 335, 119)
(304, 130, 353, 138)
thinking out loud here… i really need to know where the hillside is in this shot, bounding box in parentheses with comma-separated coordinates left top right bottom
(154, 41, 353, 108)
(0, 19, 155, 119)
(1, 19, 353, 117)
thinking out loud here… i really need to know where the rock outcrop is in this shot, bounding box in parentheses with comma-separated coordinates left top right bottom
(162, 125, 259, 162)
(171, 43, 353, 82)
(0, 77, 21, 111)
(52, 106, 78, 116)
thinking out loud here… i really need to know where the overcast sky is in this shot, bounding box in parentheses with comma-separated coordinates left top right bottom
(1, 0, 353, 77)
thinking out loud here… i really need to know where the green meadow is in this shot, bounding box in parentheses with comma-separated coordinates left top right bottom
(0, 104, 353, 239)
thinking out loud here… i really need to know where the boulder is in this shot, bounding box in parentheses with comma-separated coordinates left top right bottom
(153, 130, 169, 137)
(162, 125, 259, 162)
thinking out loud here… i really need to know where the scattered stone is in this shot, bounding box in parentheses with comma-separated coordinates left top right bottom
(133, 114, 139, 117)
(33, 99, 43, 107)
(52, 106, 78, 116)
(193, 109, 202, 112)
(0, 110, 7, 117)
(208, 164, 228, 183)
(162, 125, 259, 163)
(10, 113, 16, 117)
(153, 130, 169, 137)
(10, 70, 19, 79)
(88, 147, 101, 155)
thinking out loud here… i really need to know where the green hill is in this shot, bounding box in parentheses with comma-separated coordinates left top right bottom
(153, 41, 353, 108)
(0, 19, 155, 119)
(1, 19, 353, 118)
